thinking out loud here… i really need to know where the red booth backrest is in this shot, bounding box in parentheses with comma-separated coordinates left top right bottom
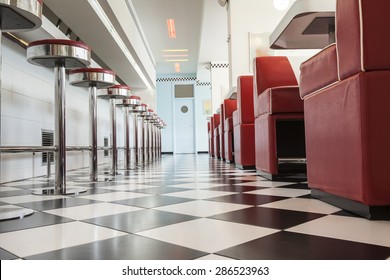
(220, 104, 225, 129)
(254, 56, 297, 116)
(213, 114, 220, 127)
(210, 116, 214, 136)
(337, 0, 390, 80)
(236, 75, 254, 124)
(223, 99, 237, 120)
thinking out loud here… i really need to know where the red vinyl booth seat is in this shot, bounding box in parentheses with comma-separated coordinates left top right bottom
(213, 113, 221, 159)
(299, 0, 390, 219)
(254, 56, 306, 180)
(208, 116, 215, 157)
(219, 104, 225, 160)
(223, 99, 237, 163)
(233, 76, 255, 169)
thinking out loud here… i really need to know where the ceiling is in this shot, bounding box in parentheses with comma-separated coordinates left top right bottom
(15, 0, 229, 89)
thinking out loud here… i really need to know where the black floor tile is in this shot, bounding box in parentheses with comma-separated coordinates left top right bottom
(209, 207, 324, 229)
(113, 196, 194, 208)
(0, 248, 19, 260)
(142, 181, 193, 187)
(206, 193, 288, 205)
(25, 234, 208, 260)
(71, 187, 120, 196)
(130, 187, 190, 195)
(16, 198, 99, 211)
(83, 209, 199, 233)
(276, 183, 309, 190)
(216, 231, 390, 260)
(206, 185, 266, 193)
(0, 212, 73, 234)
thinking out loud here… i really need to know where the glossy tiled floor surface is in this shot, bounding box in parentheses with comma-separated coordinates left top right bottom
(1, 154, 390, 260)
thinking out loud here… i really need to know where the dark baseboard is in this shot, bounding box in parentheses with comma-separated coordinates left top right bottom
(161, 152, 173, 155)
(197, 151, 208, 154)
(312, 189, 390, 220)
(235, 164, 255, 170)
(256, 170, 307, 182)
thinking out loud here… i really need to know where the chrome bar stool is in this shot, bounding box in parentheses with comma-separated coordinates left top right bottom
(27, 39, 91, 195)
(0, 0, 43, 220)
(98, 85, 129, 175)
(137, 103, 149, 166)
(117, 93, 141, 170)
(69, 68, 115, 181)
(141, 107, 154, 165)
(127, 96, 145, 166)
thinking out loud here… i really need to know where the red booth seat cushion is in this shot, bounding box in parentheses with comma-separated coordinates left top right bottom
(337, 0, 390, 80)
(257, 86, 303, 116)
(300, 44, 339, 98)
(213, 114, 220, 127)
(232, 110, 239, 127)
(224, 118, 234, 132)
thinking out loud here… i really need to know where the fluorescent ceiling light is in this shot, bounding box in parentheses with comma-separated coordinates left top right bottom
(163, 54, 189, 58)
(162, 49, 189, 52)
(167, 19, 176, 38)
(164, 59, 189, 62)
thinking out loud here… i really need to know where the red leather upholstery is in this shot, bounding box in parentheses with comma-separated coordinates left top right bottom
(233, 76, 255, 168)
(300, 0, 390, 216)
(223, 99, 237, 162)
(254, 56, 305, 178)
(299, 44, 338, 98)
(254, 56, 298, 117)
(219, 104, 225, 160)
(209, 116, 215, 157)
(213, 114, 221, 158)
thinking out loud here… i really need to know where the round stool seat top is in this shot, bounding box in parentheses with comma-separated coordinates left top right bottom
(69, 68, 115, 89)
(27, 39, 91, 69)
(129, 95, 141, 100)
(128, 104, 146, 113)
(101, 85, 131, 99)
(117, 96, 141, 107)
(0, 0, 43, 32)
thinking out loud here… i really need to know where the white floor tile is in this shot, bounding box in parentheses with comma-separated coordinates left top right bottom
(137, 218, 279, 253)
(235, 181, 296, 188)
(0, 221, 127, 258)
(233, 176, 267, 181)
(0, 186, 22, 192)
(100, 184, 157, 191)
(287, 215, 390, 247)
(161, 190, 235, 200)
(195, 254, 235, 260)
(44, 203, 141, 220)
(77, 192, 150, 202)
(0, 195, 67, 204)
(154, 200, 251, 217)
(171, 182, 227, 189)
(3, 181, 49, 187)
(259, 198, 341, 214)
(247, 188, 311, 197)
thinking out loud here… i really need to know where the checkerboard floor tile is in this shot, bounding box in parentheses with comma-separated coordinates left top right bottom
(1, 154, 390, 260)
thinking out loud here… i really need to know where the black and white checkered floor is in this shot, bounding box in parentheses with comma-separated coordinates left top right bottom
(1, 154, 390, 260)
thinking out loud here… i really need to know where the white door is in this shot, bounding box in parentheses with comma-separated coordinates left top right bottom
(174, 98, 195, 153)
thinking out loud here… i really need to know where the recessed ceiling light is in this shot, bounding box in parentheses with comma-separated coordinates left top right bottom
(162, 49, 189, 52)
(175, 63, 181, 73)
(163, 54, 189, 58)
(164, 59, 189, 62)
(167, 19, 176, 38)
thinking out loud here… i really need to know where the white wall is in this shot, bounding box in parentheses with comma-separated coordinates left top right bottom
(156, 74, 211, 153)
(227, 0, 317, 88)
(0, 38, 124, 183)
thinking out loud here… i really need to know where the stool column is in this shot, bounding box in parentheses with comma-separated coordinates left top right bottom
(27, 39, 91, 194)
(124, 106, 131, 169)
(133, 113, 139, 166)
(69, 68, 115, 182)
(98, 85, 129, 175)
(55, 66, 66, 190)
(0, 0, 43, 221)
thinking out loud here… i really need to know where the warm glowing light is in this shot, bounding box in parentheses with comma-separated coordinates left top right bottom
(164, 59, 189, 62)
(175, 63, 181, 73)
(163, 54, 189, 58)
(167, 19, 176, 38)
(273, 0, 289, 11)
(162, 49, 189, 52)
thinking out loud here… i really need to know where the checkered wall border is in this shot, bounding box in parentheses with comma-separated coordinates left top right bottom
(196, 81, 211, 86)
(156, 77, 197, 82)
(210, 63, 229, 68)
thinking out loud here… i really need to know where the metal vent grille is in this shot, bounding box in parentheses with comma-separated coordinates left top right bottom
(42, 130, 54, 164)
(104, 137, 109, 157)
